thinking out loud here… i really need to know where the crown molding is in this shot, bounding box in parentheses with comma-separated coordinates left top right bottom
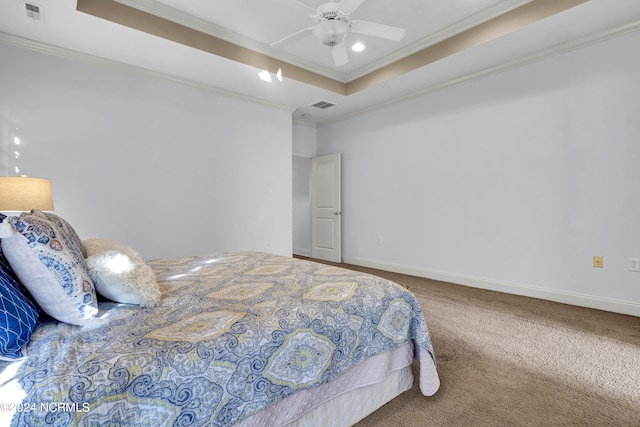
(292, 119, 317, 129)
(77, 0, 347, 94)
(114, 0, 348, 82)
(317, 18, 640, 128)
(116, 0, 533, 84)
(81, 0, 587, 96)
(345, 0, 532, 81)
(4, 11, 638, 129)
(0, 32, 296, 114)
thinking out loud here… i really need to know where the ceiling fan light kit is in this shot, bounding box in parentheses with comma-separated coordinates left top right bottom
(351, 42, 365, 52)
(271, 0, 405, 66)
(312, 18, 349, 46)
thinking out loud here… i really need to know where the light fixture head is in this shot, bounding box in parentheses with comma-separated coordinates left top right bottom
(351, 42, 365, 52)
(258, 70, 272, 82)
(312, 18, 349, 47)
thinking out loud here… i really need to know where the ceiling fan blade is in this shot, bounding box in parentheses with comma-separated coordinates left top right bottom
(337, 0, 366, 16)
(270, 26, 314, 47)
(350, 20, 406, 41)
(332, 42, 348, 66)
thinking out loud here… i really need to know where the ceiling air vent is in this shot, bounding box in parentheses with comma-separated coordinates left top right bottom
(310, 100, 337, 109)
(24, 2, 43, 21)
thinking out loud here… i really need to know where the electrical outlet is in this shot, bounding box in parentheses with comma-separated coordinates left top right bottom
(593, 256, 603, 268)
(377, 236, 383, 245)
(629, 257, 640, 272)
(266, 237, 271, 246)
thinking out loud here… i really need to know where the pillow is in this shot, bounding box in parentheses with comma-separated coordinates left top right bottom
(29, 209, 87, 257)
(0, 236, 40, 361)
(83, 238, 161, 307)
(0, 213, 98, 326)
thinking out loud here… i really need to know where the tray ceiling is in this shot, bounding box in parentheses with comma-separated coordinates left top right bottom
(1, 0, 640, 125)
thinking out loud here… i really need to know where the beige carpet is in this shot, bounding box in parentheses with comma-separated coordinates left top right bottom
(300, 259, 640, 427)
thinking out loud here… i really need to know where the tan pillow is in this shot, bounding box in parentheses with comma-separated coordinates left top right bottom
(83, 238, 160, 307)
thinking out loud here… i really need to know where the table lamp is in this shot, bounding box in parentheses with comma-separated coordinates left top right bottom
(0, 176, 54, 217)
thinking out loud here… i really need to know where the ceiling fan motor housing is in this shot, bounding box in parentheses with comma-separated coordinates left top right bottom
(313, 18, 350, 46)
(312, 2, 350, 46)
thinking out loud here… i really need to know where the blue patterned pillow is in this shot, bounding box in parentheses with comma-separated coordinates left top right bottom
(0, 213, 98, 326)
(0, 238, 40, 360)
(29, 209, 87, 257)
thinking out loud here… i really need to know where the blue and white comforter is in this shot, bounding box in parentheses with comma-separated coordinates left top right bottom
(1, 251, 438, 426)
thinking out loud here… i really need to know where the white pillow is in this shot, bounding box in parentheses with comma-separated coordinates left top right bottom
(83, 238, 160, 307)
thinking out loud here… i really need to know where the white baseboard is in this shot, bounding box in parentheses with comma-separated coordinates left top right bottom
(293, 248, 311, 257)
(342, 256, 640, 318)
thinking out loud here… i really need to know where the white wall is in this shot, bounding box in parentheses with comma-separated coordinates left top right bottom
(0, 43, 293, 260)
(316, 30, 640, 315)
(292, 156, 311, 256)
(292, 123, 317, 158)
(292, 123, 316, 256)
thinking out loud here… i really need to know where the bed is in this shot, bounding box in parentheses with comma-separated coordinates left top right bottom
(0, 211, 440, 426)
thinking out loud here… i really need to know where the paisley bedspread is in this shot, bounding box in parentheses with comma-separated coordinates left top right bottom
(1, 251, 438, 426)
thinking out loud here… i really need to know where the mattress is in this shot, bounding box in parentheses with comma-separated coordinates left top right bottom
(239, 342, 418, 427)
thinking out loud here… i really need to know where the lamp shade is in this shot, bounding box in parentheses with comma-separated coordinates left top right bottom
(0, 176, 54, 211)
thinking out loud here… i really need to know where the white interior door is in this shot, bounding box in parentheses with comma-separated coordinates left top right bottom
(311, 153, 341, 262)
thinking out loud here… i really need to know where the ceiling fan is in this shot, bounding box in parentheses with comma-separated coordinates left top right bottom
(270, 0, 406, 66)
